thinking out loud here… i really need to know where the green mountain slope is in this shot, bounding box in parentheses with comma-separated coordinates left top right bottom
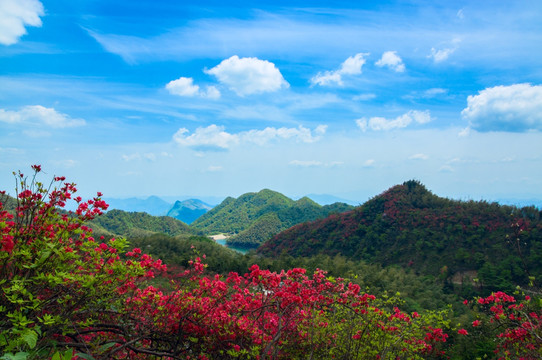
(257, 180, 542, 291)
(191, 189, 354, 247)
(89, 209, 197, 238)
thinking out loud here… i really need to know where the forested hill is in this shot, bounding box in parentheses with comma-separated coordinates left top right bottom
(89, 209, 197, 239)
(191, 189, 354, 247)
(257, 180, 542, 291)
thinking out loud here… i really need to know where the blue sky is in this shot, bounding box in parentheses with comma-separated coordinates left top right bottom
(1, 0, 542, 204)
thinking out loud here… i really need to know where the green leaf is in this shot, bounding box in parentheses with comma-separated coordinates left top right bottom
(61, 349, 74, 360)
(22, 330, 38, 349)
(0, 352, 29, 360)
(98, 342, 116, 352)
(74, 353, 96, 360)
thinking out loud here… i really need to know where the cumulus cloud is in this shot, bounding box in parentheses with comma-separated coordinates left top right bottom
(166, 77, 221, 99)
(356, 110, 431, 131)
(173, 125, 239, 150)
(375, 51, 405, 72)
(173, 124, 326, 151)
(0, 105, 85, 128)
(461, 83, 542, 132)
(165, 77, 199, 96)
(204, 55, 289, 96)
(311, 53, 369, 86)
(0, 0, 44, 45)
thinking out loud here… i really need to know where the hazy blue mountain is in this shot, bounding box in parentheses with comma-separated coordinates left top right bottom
(166, 199, 214, 224)
(103, 196, 172, 216)
(304, 193, 359, 206)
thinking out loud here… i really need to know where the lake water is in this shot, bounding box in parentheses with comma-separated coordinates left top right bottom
(215, 239, 250, 254)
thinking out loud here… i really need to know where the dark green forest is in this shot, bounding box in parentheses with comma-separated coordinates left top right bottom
(257, 180, 542, 295)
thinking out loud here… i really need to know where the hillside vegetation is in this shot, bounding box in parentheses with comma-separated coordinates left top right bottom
(258, 180, 542, 293)
(191, 189, 353, 247)
(89, 209, 197, 238)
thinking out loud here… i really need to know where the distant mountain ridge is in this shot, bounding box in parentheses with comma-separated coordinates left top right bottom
(191, 189, 354, 247)
(167, 199, 213, 224)
(104, 196, 172, 216)
(257, 180, 542, 291)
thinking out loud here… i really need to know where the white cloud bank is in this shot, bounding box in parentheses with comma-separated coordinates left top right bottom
(461, 83, 542, 132)
(311, 53, 369, 86)
(356, 110, 431, 131)
(375, 51, 405, 72)
(173, 124, 326, 150)
(0, 105, 85, 128)
(0, 0, 44, 45)
(204, 56, 289, 96)
(165, 77, 220, 99)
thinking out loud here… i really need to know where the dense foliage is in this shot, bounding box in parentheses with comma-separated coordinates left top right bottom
(191, 189, 353, 247)
(1, 168, 540, 359)
(258, 180, 542, 293)
(89, 208, 197, 239)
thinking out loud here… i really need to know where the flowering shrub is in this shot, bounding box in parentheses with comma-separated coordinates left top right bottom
(0, 167, 165, 359)
(17, 167, 542, 359)
(459, 291, 541, 359)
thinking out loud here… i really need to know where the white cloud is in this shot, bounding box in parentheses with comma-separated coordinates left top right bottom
(289, 160, 323, 167)
(0, 105, 85, 128)
(166, 77, 221, 99)
(375, 51, 405, 72)
(423, 88, 447, 98)
(173, 125, 239, 150)
(356, 110, 431, 131)
(165, 77, 200, 96)
(404, 88, 447, 100)
(428, 39, 460, 63)
(363, 159, 375, 167)
(206, 166, 223, 172)
(204, 55, 289, 96)
(311, 71, 343, 86)
(439, 165, 454, 173)
(289, 159, 342, 168)
(311, 53, 369, 86)
(429, 47, 455, 63)
(173, 124, 326, 150)
(409, 153, 429, 160)
(458, 127, 471, 137)
(203, 86, 221, 99)
(461, 83, 542, 132)
(243, 125, 326, 145)
(0, 0, 44, 45)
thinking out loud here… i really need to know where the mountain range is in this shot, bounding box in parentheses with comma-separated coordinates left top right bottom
(191, 189, 354, 247)
(257, 180, 542, 291)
